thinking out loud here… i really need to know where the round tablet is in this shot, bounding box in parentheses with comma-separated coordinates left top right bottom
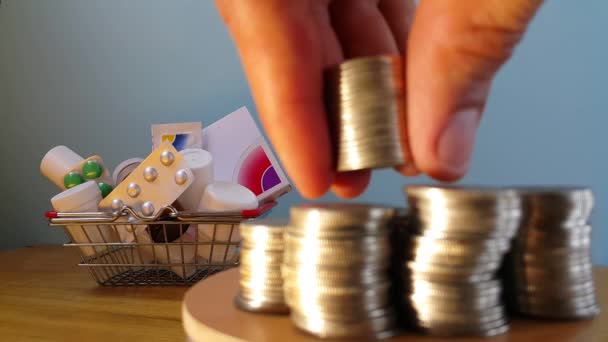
(97, 182, 113, 198)
(64, 172, 84, 189)
(83, 160, 103, 179)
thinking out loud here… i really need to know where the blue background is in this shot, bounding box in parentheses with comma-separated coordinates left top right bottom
(1, 1, 606, 264)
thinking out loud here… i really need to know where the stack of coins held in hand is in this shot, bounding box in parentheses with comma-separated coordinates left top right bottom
(325, 55, 408, 172)
(235, 218, 289, 314)
(283, 203, 398, 339)
(403, 185, 522, 337)
(504, 187, 599, 319)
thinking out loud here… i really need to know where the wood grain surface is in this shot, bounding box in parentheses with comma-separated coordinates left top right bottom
(0, 246, 187, 342)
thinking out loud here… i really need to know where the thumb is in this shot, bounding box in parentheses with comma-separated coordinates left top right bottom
(406, 0, 542, 180)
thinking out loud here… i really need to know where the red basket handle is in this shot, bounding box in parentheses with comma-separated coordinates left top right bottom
(46, 201, 278, 220)
(45, 211, 59, 219)
(241, 201, 277, 218)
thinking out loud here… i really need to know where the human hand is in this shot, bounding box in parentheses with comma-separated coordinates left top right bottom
(215, 0, 543, 199)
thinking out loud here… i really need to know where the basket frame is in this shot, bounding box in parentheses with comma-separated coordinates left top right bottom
(46, 202, 276, 286)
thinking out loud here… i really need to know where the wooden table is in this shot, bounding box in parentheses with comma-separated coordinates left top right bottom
(183, 268, 608, 342)
(0, 246, 188, 341)
(1, 246, 606, 342)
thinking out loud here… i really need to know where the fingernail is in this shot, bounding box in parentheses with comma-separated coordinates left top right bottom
(437, 109, 479, 175)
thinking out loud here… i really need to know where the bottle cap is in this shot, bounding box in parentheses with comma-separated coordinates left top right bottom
(180, 149, 213, 169)
(51, 181, 102, 212)
(198, 181, 258, 211)
(112, 158, 144, 185)
(41, 146, 85, 189)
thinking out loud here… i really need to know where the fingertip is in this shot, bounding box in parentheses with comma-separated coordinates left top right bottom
(293, 169, 334, 200)
(423, 165, 467, 183)
(395, 163, 420, 177)
(330, 170, 371, 199)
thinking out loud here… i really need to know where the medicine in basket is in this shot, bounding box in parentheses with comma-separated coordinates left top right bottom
(177, 149, 214, 212)
(51, 181, 120, 257)
(113, 157, 143, 185)
(152, 122, 203, 151)
(99, 141, 194, 217)
(202, 107, 291, 203)
(196, 181, 259, 263)
(41, 145, 115, 197)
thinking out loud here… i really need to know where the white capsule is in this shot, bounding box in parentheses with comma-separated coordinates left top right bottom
(143, 166, 158, 182)
(111, 199, 124, 211)
(127, 183, 141, 198)
(175, 169, 189, 185)
(160, 151, 175, 166)
(141, 201, 155, 216)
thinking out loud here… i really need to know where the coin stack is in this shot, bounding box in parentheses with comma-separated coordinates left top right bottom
(504, 187, 599, 319)
(235, 218, 290, 314)
(403, 185, 522, 337)
(324, 55, 409, 172)
(283, 203, 398, 339)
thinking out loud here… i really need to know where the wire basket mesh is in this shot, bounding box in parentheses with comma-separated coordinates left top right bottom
(46, 202, 276, 286)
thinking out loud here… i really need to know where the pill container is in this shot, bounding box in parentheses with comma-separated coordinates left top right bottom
(51, 181, 119, 257)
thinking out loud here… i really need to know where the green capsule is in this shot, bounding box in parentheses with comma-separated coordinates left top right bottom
(64, 172, 84, 189)
(83, 160, 103, 179)
(98, 182, 113, 198)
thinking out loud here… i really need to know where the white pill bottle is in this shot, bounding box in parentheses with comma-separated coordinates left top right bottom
(51, 181, 119, 257)
(196, 181, 258, 264)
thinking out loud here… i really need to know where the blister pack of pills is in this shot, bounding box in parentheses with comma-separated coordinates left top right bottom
(64, 156, 115, 197)
(99, 141, 194, 216)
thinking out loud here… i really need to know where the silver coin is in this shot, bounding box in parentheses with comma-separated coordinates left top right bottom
(410, 199, 522, 216)
(326, 55, 408, 172)
(281, 264, 388, 286)
(407, 260, 500, 278)
(514, 186, 594, 209)
(285, 290, 391, 313)
(285, 232, 391, 249)
(234, 294, 290, 315)
(419, 318, 509, 337)
(413, 305, 505, 325)
(407, 293, 500, 312)
(414, 309, 505, 326)
(514, 263, 593, 281)
(406, 235, 509, 263)
(240, 222, 286, 233)
(520, 248, 591, 264)
(239, 268, 283, 280)
(289, 204, 395, 236)
(283, 280, 391, 296)
(405, 270, 495, 284)
(239, 240, 285, 252)
(239, 251, 283, 266)
(517, 292, 598, 307)
(515, 280, 595, 297)
(406, 278, 501, 296)
(238, 287, 287, 302)
(405, 185, 520, 204)
(284, 251, 391, 268)
(518, 304, 600, 319)
(516, 234, 591, 249)
(238, 275, 284, 287)
(288, 303, 395, 323)
(290, 309, 397, 339)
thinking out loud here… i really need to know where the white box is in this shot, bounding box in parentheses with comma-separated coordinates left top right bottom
(202, 107, 291, 203)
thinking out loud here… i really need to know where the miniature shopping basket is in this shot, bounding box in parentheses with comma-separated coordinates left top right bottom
(46, 202, 276, 286)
